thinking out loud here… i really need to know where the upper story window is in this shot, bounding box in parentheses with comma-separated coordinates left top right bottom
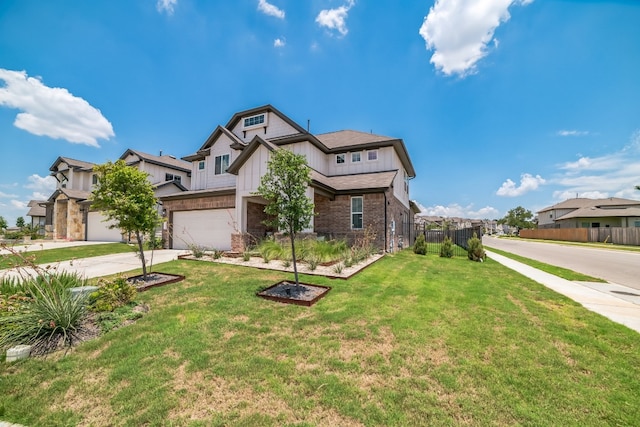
(92, 174, 98, 185)
(243, 113, 266, 129)
(367, 150, 378, 161)
(198, 160, 205, 171)
(215, 154, 230, 175)
(336, 154, 346, 164)
(351, 152, 361, 163)
(165, 173, 181, 183)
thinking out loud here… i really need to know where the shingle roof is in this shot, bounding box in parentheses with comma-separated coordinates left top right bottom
(539, 197, 640, 213)
(26, 200, 46, 217)
(556, 206, 640, 220)
(122, 149, 191, 172)
(311, 170, 397, 193)
(314, 130, 396, 150)
(49, 156, 95, 172)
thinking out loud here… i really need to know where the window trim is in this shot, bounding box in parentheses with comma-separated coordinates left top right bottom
(351, 196, 363, 230)
(197, 160, 205, 171)
(336, 153, 346, 165)
(351, 152, 362, 163)
(366, 150, 378, 161)
(214, 154, 230, 175)
(243, 113, 267, 129)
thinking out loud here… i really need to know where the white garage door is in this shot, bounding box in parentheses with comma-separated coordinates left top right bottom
(172, 209, 235, 250)
(87, 212, 123, 242)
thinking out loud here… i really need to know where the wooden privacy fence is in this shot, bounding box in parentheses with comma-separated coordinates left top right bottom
(414, 225, 483, 256)
(520, 227, 640, 246)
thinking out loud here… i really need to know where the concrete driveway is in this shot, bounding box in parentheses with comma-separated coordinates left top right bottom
(483, 235, 640, 290)
(0, 241, 186, 279)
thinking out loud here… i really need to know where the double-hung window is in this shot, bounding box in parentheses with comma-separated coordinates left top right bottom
(351, 152, 361, 163)
(215, 154, 230, 175)
(351, 196, 363, 230)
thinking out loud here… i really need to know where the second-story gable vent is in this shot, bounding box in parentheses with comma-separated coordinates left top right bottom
(243, 113, 267, 129)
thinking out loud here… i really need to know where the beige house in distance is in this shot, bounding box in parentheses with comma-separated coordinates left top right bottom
(537, 197, 640, 229)
(161, 104, 418, 252)
(45, 150, 191, 241)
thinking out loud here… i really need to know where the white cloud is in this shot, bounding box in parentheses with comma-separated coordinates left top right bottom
(0, 191, 18, 198)
(416, 202, 500, 219)
(10, 199, 27, 209)
(549, 130, 640, 202)
(557, 130, 589, 137)
(0, 69, 114, 147)
(258, 0, 285, 19)
(157, 0, 177, 15)
(24, 174, 56, 193)
(274, 38, 286, 48)
(419, 0, 533, 77)
(316, 0, 355, 37)
(496, 173, 545, 197)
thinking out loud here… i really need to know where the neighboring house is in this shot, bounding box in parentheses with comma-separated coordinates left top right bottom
(537, 197, 640, 229)
(161, 104, 418, 252)
(45, 151, 191, 241)
(26, 200, 47, 234)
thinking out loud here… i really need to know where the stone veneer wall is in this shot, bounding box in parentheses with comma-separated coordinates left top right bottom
(162, 194, 235, 248)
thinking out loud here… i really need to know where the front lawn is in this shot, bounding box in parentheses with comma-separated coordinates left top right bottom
(1, 250, 639, 426)
(0, 243, 137, 270)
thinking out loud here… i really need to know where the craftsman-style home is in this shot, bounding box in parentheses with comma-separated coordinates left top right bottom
(161, 105, 418, 252)
(45, 150, 191, 241)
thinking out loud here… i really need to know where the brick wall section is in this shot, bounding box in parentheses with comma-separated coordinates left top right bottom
(246, 201, 275, 239)
(314, 190, 411, 251)
(162, 194, 235, 248)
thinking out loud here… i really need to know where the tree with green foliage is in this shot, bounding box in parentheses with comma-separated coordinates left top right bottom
(91, 160, 162, 280)
(256, 149, 314, 286)
(498, 206, 535, 231)
(0, 216, 7, 232)
(440, 236, 453, 258)
(15, 216, 25, 228)
(413, 234, 426, 255)
(467, 233, 486, 262)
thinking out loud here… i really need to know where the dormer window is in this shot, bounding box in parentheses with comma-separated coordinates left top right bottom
(243, 113, 267, 129)
(165, 173, 182, 183)
(351, 152, 361, 163)
(336, 154, 345, 164)
(367, 150, 378, 161)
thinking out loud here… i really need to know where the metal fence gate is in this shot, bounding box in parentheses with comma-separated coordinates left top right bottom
(414, 225, 483, 257)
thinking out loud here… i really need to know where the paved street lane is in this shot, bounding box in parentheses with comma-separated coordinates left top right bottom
(483, 236, 640, 290)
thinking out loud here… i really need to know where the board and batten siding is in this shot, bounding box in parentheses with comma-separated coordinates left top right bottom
(230, 111, 300, 144)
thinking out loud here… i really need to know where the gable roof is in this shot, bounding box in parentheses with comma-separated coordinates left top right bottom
(153, 180, 188, 192)
(47, 188, 91, 202)
(26, 200, 46, 218)
(539, 197, 640, 213)
(49, 156, 95, 172)
(226, 135, 278, 175)
(556, 206, 640, 221)
(225, 104, 308, 135)
(120, 149, 191, 173)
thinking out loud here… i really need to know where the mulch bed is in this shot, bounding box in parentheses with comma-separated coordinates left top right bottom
(257, 281, 331, 307)
(127, 272, 185, 292)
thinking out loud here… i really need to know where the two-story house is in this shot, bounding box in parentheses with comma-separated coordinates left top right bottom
(45, 150, 192, 241)
(160, 105, 418, 252)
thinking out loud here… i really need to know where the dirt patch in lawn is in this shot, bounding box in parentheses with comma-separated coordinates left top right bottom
(127, 272, 185, 292)
(257, 281, 331, 306)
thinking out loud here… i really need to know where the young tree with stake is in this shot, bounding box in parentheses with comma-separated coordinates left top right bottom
(256, 149, 314, 286)
(91, 160, 162, 280)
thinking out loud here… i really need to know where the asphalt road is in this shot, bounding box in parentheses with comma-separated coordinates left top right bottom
(483, 236, 640, 290)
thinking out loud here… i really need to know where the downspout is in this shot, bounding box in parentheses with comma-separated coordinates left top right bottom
(383, 191, 388, 253)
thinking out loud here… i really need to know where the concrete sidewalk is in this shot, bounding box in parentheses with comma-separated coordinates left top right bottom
(0, 249, 186, 280)
(487, 250, 640, 334)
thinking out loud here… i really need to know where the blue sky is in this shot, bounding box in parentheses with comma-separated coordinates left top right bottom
(1, 0, 639, 226)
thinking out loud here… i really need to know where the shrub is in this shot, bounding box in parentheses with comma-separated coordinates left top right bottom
(210, 249, 223, 259)
(146, 236, 164, 250)
(413, 234, 426, 255)
(242, 252, 251, 262)
(90, 276, 137, 312)
(188, 244, 206, 258)
(467, 233, 486, 262)
(333, 263, 344, 274)
(307, 255, 319, 271)
(0, 274, 89, 355)
(440, 236, 453, 258)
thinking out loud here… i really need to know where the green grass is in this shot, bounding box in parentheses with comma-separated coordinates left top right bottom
(0, 243, 136, 270)
(484, 245, 607, 283)
(1, 250, 639, 426)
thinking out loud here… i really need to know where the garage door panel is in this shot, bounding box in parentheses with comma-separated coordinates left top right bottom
(87, 212, 123, 242)
(172, 209, 235, 250)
